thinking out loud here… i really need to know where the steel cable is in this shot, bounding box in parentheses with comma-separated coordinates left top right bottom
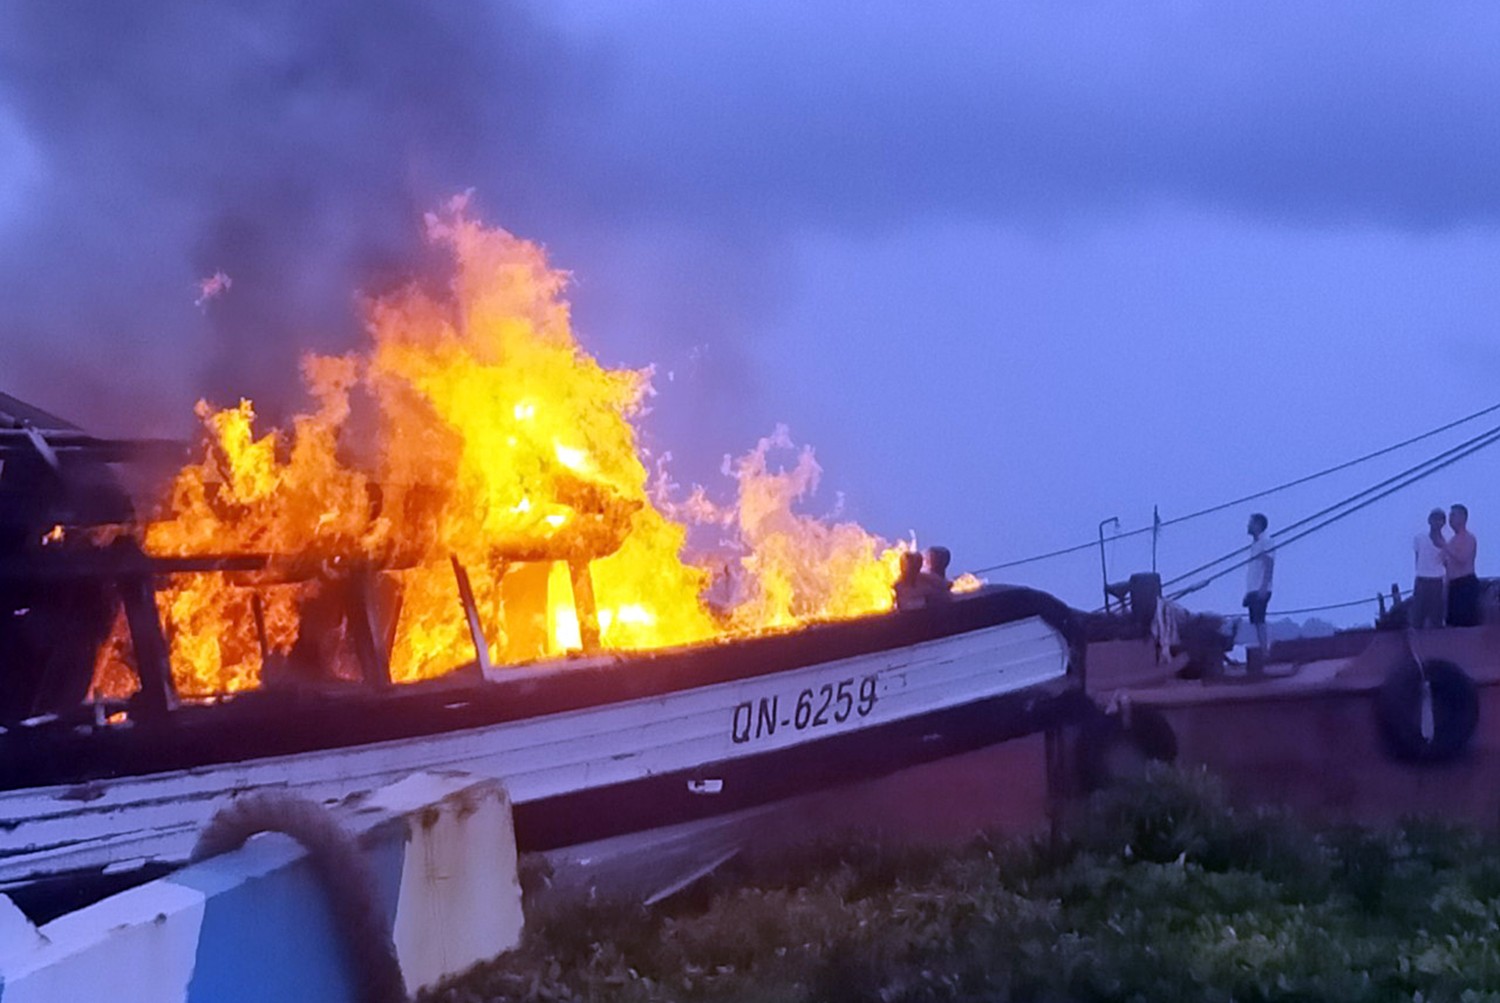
(1162, 423, 1500, 602)
(971, 399, 1500, 575)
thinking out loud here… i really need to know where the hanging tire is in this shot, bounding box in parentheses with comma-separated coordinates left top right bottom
(1077, 703, 1178, 789)
(1377, 658, 1479, 763)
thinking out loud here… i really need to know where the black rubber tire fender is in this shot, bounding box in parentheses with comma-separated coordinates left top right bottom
(1077, 703, 1179, 790)
(1377, 657, 1480, 764)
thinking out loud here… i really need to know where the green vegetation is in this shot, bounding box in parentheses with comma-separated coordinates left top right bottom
(432, 767, 1500, 1002)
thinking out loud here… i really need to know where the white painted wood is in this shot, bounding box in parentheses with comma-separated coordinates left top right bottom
(0, 616, 1067, 888)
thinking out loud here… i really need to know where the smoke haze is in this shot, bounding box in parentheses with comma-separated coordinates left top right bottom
(7, 1, 1500, 613)
(0, 0, 593, 434)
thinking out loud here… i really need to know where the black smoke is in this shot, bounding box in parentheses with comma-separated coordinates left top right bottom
(0, 0, 597, 434)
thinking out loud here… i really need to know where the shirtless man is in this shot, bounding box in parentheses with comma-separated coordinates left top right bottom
(1445, 503, 1480, 627)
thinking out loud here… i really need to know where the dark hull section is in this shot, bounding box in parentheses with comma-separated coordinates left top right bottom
(514, 676, 1086, 851)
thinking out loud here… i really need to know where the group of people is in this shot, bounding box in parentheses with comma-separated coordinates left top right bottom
(895, 504, 1484, 630)
(1242, 505, 1483, 644)
(1412, 504, 1480, 628)
(893, 546, 954, 610)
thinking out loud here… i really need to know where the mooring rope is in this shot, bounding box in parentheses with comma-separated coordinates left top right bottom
(192, 792, 408, 1003)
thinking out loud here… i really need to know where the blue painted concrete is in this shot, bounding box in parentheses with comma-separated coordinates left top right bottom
(178, 834, 381, 1003)
(0, 774, 518, 1002)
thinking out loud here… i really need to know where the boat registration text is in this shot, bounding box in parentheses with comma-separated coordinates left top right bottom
(730, 675, 880, 744)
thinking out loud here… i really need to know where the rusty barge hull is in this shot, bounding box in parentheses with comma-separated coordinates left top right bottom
(1087, 624, 1500, 827)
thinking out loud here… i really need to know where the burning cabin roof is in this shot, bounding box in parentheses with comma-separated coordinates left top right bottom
(8, 205, 917, 714)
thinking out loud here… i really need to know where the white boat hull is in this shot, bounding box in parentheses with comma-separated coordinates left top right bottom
(0, 590, 1083, 911)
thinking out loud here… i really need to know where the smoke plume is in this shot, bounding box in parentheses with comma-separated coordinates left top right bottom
(0, 0, 592, 434)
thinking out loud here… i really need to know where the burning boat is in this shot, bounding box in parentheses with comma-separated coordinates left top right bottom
(0, 207, 1085, 911)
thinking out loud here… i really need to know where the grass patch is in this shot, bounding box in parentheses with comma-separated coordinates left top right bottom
(429, 766, 1500, 1002)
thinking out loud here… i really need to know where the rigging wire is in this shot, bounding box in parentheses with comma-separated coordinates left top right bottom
(1162, 423, 1500, 603)
(971, 398, 1500, 575)
(1204, 595, 1381, 619)
(1161, 420, 1500, 593)
(1265, 596, 1382, 617)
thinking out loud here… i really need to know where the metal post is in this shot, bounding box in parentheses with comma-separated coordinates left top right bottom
(1098, 516, 1120, 612)
(1152, 505, 1160, 573)
(451, 555, 496, 680)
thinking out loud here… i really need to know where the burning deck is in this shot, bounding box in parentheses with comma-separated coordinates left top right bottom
(2, 203, 940, 722)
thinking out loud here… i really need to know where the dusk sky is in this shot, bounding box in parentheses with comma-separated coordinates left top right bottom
(4, 1, 1500, 621)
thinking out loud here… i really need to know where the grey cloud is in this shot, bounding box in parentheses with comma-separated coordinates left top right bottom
(0, 0, 598, 431)
(558, 2, 1500, 235)
(7, 0, 1498, 454)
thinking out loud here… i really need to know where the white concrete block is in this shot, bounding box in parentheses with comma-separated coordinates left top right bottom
(388, 782, 523, 992)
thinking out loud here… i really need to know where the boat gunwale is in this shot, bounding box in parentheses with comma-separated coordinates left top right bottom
(0, 585, 1085, 791)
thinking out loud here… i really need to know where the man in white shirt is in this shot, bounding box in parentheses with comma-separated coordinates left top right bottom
(1412, 508, 1448, 629)
(1243, 512, 1275, 667)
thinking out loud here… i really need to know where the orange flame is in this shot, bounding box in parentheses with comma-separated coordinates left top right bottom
(114, 200, 906, 697)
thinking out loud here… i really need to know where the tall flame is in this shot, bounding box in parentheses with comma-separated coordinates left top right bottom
(119, 200, 906, 697)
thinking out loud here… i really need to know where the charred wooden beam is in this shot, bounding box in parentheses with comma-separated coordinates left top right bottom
(380, 575, 405, 666)
(249, 592, 271, 667)
(568, 559, 601, 654)
(149, 554, 275, 575)
(0, 550, 271, 582)
(118, 574, 176, 721)
(346, 565, 392, 689)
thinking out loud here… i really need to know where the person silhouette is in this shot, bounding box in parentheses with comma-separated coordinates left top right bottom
(923, 546, 954, 604)
(1242, 513, 1276, 670)
(1412, 508, 1448, 629)
(893, 550, 930, 610)
(1445, 503, 1479, 627)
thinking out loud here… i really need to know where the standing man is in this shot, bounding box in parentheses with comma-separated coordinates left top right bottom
(1412, 508, 1448, 629)
(1445, 503, 1480, 627)
(1243, 513, 1275, 673)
